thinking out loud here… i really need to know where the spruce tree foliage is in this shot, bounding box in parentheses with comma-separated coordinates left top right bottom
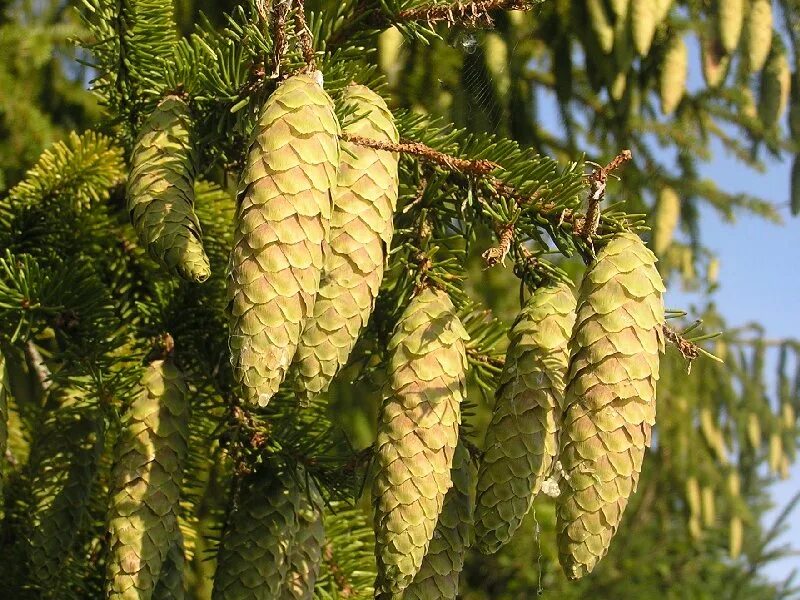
(0, 0, 797, 599)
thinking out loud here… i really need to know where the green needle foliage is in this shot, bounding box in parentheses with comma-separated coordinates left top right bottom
(0, 0, 798, 598)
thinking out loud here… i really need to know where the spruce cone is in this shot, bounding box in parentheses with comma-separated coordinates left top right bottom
(587, 0, 614, 54)
(758, 40, 791, 130)
(557, 233, 665, 579)
(127, 95, 210, 282)
(659, 35, 687, 116)
(228, 72, 340, 407)
(701, 33, 731, 88)
(212, 466, 302, 599)
(474, 283, 576, 554)
(650, 186, 681, 257)
(292, 83, 399, 402)
(373, 288, 469, 598)
(404, 442, 475, 600)
(28, 407, 104, 591)
(631, 0, 658, 56)
(742, 0, 773, 73)
(153, 539, 186, 600)
(106, 357, 190, 599)
(717, 0, 744, 54)
(282, 480, 325, 600)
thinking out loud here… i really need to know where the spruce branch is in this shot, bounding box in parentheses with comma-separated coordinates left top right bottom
(270, 0, 292, 76)
(293, 0, 317, 72)
(392, 0, 538, 27)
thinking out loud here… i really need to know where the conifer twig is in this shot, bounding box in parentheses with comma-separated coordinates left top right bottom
(292, 0, 317, 72)
(270, 0, 291, 77)
(482, 223, 515, 266)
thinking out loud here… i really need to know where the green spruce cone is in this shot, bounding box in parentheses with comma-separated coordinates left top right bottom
(153, 538, 186, 600)
(373, 288, 469, 598)
(758, 39, 791, 130)
(557, 233, 665, 580)
(631, 0, 658, 56)
(474, 283, 576, 554)
(587, 0, 614, 54)
(106, 357, 190, 600)
(659, 35, 687, 116)
(292, 83, 399, 402)
(212, 465, 302, 600)
(717, 0, 744, 54)
(404, 442, 475, 600)
(127, 95, 210, 283)
(228, 72, 340, 407)
(742, 0, 773, 73)
(651, 185, 681, 257)
(28, 406, 104, 591)
(282, 480, 325, 600)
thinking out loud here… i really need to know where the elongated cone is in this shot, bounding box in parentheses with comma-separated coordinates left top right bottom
(758, 40, 791, 130)
(127, 95, 210, 282)
(702, 485, 716, 527)
(729, 516, 743, 558)
(685, 476, 701, 522)
(717, 0, 744, 54)
(654, 0, 672, 22)
(660, 35, 687, 116)
(747, 412, 762, 448)
(373, 288, 469, 598)
(701, 33, 731, 88)
(631, 0, 658, 56)
(281, 480, 325, 600)
(474, 283, 576, 554)
(588, 0, 614, 54)
(610, 0, 628, 19)
(106, 357, 190, 600)
(404, 442, 475, 600)
(768, 431, 782, 474)
(292, 84, 398, 402)
(153, 539, 186, 600)
(557, 233, 665, 579)
(28, 407, 104, 591)
(228, 72, 339, 407)
(742, 0, 772, 73)
(651, 186, 681, 256)
(213, 466, 302, 600)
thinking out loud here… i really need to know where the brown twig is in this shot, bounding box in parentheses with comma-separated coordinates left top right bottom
(270, 0, 291, 77)
(482, 222, 515, 267)
(662, 324, 701, 367)
(341, 133, 499, 175)
(292, 0, 317, 72)
(581, 149, 633, 240)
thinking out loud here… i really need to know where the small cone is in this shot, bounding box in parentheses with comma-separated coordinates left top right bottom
(651, 186, 681, 256)
(742, 0, 773, 73)
(717, 0, 744, 54)
(758, 40, 791, 130)
(631, 0, 658, 56)
(659, 35, 688, 115)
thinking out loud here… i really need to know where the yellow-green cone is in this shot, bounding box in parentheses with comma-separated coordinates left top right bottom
(742, 0, 773, 73)
(153, 539, 186, 600)
(701, 33, 731, 88)
(588, 0, 614, 54)
(557, 233, 665, 580)
(610, 0, 629, 19)
(654, 0, 672, 22)
(28, 407, 104, 591)
(473, 283, 576, 554)
(212, 466, 302, 600)
(404, 442, 475, 600)
(758, 40, 791, 130)
(660, 35, 687, 115)
(127, 95, 210, 283)
(651, 186, 681, 257)
(106, 357, 190, 599)
(717, 0, 744, 54)
(281, 480, 325, 600)
(292, 84, 398, 402)
(631, 0, 658, 56)
(228, 72, 340, 407)
(373, 288, 469, 598)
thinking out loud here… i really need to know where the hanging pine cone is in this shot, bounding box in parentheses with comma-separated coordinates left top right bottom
(127, 95, 210, 283)
(717, 0, 744, 54)
(228, 72, 340, 407)
(701, 32, 731, 88)
(588, 0, 614, 54)
(153, 539, 186, 600)
(651, 186, 681, 257)
(373, 288, 469, 598)
(474, 282, 576, 554)
(106, 354, 190, 599)
(742, 0, 773, 73)
(659, 35, 687, 116)
(27, 405, 104, 591)
(404, 442, 475, 600)
(758, 39, 791, 130)
(282, 480, 325, 600)
(212, 465, 303, 600)
(631, 0, 658, 56)
(557, 233, 665, 580)
(292, 83, 399, 402)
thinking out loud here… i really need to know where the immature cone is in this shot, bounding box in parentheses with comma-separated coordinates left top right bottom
(758, 40, 791, 130)
(292, 84, 399, 402)
(742, 0, 772, 73)
(404, 442, 475, 600)
(474, 283, 576, 554)
(28, 407, 104, 591)
(153, 539, 186, 600)
(609, 0, 628, 19)
(557, 233, 665, 580)
(631, 0, 658, 56)
(659, 35, 688, 116)
(373, 288, 469, 598)
(654, 0, 672, 22)
(588, 0, 614, 54)
(228, 72, 339, 407)
(127, 95, 210, 282)
(212, 466, 303, 600)
(651, 186, 681, 257)
(717, 0, 744, 54)
(281, 480, 325, 600)
(106, 356, 190, 600)
(701, 33, 731, 88)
